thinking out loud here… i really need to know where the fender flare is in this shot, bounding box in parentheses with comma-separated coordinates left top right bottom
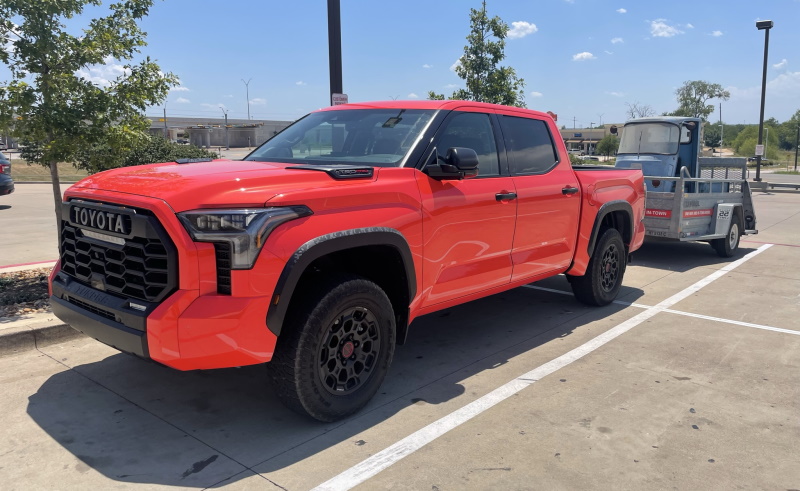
(265, 227, 416, 338)
(586, 200, 634, 257)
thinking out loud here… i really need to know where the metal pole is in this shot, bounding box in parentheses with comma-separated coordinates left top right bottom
(719, 103, 723, 147)
(220, 106, 229, 150)
(242, 78, 252, 120)
(755, 24, 771, 182)
(794, 124, 798, 171)
(327, 0, 343, 105)
(163, 105, 168, 140)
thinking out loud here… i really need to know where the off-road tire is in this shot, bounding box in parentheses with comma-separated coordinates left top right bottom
(570, 228, 626, 306)
(267, 276, 395, 422)
(711, 214, 741, 258)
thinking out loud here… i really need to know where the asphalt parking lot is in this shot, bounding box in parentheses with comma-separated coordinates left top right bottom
(1, 187, 799, 489)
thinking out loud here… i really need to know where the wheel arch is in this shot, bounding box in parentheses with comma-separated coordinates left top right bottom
(587, 200, 634, 257)
(266, 228, 416, 344)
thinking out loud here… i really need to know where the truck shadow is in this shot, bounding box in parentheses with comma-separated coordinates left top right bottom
(27, 279, 645, 488)
(632, 239, 760, 273)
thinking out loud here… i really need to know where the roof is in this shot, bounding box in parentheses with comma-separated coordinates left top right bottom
(624, 116, 702, 125)
(317, 100, 553, 120)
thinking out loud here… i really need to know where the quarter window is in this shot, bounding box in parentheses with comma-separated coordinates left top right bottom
(500, 116, 559, 175)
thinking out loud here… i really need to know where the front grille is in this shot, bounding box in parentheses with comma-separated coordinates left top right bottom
(59, 202, 178, 303)
(214, 243, 232, 295)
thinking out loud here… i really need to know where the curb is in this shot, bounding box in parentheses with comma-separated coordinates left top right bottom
(0, 313, 84, 357)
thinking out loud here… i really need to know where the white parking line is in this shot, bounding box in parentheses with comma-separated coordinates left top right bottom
(312, 244, 774, 491)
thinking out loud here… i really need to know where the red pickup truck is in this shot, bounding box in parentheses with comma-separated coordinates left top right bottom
(50, 100, 645, 421)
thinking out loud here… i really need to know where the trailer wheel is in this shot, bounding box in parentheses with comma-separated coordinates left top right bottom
(570, 228, 626, 306)
(268, 276, 395, 422)
(712, 215, 741, 258)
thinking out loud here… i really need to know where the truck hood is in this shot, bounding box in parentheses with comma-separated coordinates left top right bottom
(68, 159, 375, 212)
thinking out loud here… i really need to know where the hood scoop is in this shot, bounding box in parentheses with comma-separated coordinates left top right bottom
(287, 165, 374, 180)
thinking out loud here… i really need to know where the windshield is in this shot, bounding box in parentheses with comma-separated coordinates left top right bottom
(245, 109, 436, 167)
(618, 123, 680, 155)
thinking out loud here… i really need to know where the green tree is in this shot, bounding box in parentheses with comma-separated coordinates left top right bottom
(704, 123, 721, 149)
(667, 80, 730, 120)
(428, 1, 525, 107)
(0, 0, 177, 229)
(77, 136, 217, 173)
(731, 125, 779, 159)
(596, 134, 619, 158)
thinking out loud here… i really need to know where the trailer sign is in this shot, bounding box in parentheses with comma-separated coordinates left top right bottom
(645, 209, 672, 218)
(683, 209, 713, 218)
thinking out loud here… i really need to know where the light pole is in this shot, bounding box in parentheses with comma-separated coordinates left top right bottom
(754, 19, 773, 182)
(589, 122, 595, 155)
(220, 106, 229, 150)
(241, 78, 252, 120)
(163, 102, 168, 140)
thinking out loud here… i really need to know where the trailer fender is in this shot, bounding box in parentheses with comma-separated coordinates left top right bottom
(712, 203, 741, 236)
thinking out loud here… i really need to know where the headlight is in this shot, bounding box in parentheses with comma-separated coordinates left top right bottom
(178, 206, 312, 269)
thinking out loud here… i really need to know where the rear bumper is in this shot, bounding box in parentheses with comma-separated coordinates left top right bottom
(0, 180, 13, 196)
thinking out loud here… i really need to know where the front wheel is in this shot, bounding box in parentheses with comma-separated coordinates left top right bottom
(711, 217, 740, 258)
(570, 228, 626, 306)
(268, 276, 396, 422)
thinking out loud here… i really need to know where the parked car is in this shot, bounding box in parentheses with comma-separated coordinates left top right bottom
(0, 152, 14, 196)
(578, 155, 600, 161)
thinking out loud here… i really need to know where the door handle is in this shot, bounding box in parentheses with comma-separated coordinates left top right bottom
(495, 192, 517, 201)
(562, 186, 579, 195)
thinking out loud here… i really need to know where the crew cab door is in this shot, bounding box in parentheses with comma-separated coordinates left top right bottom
(415, 109, 516, 307)
(496, 112, 580, 280)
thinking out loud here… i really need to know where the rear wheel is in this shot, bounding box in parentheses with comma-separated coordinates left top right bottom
(268, 276, 395, 422)
(711, 215, 740, 258)
(570, 228, 626, 306)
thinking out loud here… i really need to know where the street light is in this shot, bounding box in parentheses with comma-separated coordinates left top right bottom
(220, 106, 229, 150)
(241, 78, 252, 120)
(589, 122, 595, 155)
(754, 19, 773, 182)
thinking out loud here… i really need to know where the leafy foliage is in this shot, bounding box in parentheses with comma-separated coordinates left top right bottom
(77, 136, 217, 173)
(731, 125, 779, 159)
(0, 0, 177, 220)
(427, 1, 525, 107)
(667, 80, 729, 120)
(596, 134, 619, 157)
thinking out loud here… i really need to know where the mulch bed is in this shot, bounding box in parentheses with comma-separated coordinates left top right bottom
(0, 268, 51, 318)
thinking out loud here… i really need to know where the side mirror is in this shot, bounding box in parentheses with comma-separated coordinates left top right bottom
(684, 121, 697, 131)
(425, 147, 480, 179)
(609, 125, 618, 135)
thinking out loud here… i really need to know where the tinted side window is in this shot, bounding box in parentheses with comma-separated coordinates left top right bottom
(435, 112, 500, 177)
(500, 115, 559, 175)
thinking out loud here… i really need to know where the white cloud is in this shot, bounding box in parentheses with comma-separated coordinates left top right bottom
(508, 21, 538, 39)
(444, 83, 459, 89)
(529, 91, 543, 97)
(450, 58, 462, 72)
(611, 37, 624, 44)
(175, 97, 190, 103)
(422, 64, 432, 69)
(604, 50, 614, 55)
(407, 93, 419, 99)
(296, 81, 307, 86)
(686, 23, 695, 29)
(170, 86, 190, 92)
(75, 57, 130, 87)
(711, 30, 723, 37)
(773, 58, 788, 69)
(607, 91, 625, 97)
(727, 71, 800, 101)
(650, 19, 684, 38)
(250, 98, 266, 105)
(617, 8, 627, 13)
(572, 52, 596, 61)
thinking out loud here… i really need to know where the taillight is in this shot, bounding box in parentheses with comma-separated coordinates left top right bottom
(0, 164, 8, 174)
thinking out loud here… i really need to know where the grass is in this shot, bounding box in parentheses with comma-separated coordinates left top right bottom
(774, 170, 800, 175)
(9, 159, 89, 182)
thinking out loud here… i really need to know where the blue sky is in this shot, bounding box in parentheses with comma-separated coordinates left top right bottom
(6, 0, 800, 127)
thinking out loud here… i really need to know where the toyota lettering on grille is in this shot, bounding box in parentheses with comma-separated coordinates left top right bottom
(70, 205, 132, 235)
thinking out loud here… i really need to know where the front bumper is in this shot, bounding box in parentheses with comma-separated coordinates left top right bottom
(49, 189, 284, 371)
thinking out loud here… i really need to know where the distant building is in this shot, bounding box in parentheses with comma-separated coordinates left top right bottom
(558, 125, 618, 155)
(147, 116, 294, 148)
